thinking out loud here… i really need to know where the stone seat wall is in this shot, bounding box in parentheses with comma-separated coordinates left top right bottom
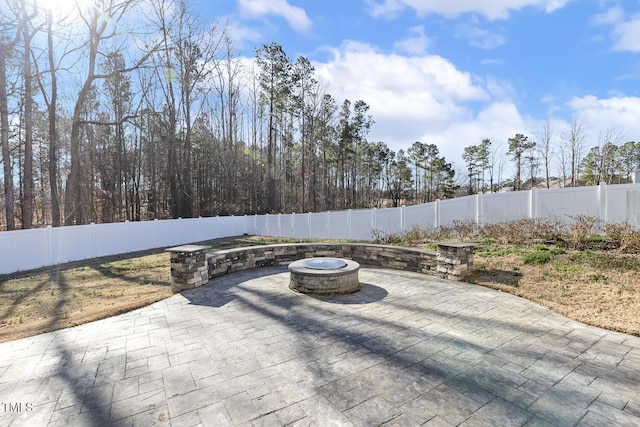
(167, 242, 476, 293)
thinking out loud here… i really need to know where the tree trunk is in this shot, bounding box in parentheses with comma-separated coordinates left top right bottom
(46, 12, 60, 227)
(21, 3, 33, 229)
(0, 50, 15, 230)
(515, 154, 521, 191)
(65, 9, 103, 225)
(21, 4, 33, 229)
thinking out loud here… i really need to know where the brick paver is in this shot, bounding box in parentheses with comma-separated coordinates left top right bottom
(1, 266, 639, 426)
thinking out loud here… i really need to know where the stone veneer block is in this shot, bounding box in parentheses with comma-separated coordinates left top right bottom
(166, 245, 211, 293)
(166, 242, 476, 293)
(436, 242, 477, 281)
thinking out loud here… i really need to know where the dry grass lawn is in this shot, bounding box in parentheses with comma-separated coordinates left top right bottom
(467, 244, 640, 336)
(0, 235, 302, 343)
(1, 236, 639, 343)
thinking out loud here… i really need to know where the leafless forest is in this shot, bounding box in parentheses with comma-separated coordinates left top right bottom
(1, 0, 638, 231)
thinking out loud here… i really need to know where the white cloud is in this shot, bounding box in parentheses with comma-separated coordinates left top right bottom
(592, 5, 624, 25)
(540, 94, 555, 103)
(312, 41, 528, 162)
(394, 25, 431, 55)
(592, 6, 640, 52)
(455, 18, 506, 49)
(366, 0, 405, 19)
(568, 95, 640, 139)
(612, 15, 640, 52)
(238, 0, 312, 32)
(366, 0, 573, 20)
(543, 0, 570, 13)
(422, 102, 526, 164)
(484, 76, 516, 99)
(481, 58, 505, 66)
(223, 19, 263, 49)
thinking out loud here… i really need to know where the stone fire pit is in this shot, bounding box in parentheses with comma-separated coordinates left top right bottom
(288, 257, 360, 295)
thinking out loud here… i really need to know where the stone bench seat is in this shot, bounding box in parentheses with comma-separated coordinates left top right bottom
(167, 242, 476, 293)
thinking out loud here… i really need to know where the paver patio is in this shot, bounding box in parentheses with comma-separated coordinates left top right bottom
(1, 266, 639, 426)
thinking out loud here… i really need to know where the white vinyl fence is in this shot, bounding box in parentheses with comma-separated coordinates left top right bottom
(2, 182, 640, 274)
(0, 216, 250, 274)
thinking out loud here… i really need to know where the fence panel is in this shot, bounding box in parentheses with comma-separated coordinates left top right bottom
(536, 187, 599, 224)
(439, 197, 476, 226)
(605, 184, 639, 225)
(309, 212, 327, 239)
(231, 215, 249, 236)
(328, 211, 350, 240)
(265, 214, 281, 237)
(294, 214, 310, 238)
(350, 209, 374, 240)
(374, 207, 402, 236)
(202, 216, 227, 241)
(482, 191, 529, 224)
(253, 215, 267, 236)
(0, 228, 49, 273)
(279, 214, 296, 237)
(183, 218, 207, 244)
(93, 222, 132, 256)
(625, 190, 640, 226)
(405, 203, 435, 230)
(152, 219, 181, 247)
(50, 225, 93, 265)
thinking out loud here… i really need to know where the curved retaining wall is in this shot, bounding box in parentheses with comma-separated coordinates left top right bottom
(166, 242, 476, 293)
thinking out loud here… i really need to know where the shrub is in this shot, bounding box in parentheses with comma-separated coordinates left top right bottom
(553, 263, 582, 274)
(434, 225, 455, 240)
(571, 250, 607, 262)
(372, 229, 403, 244)
(402, 224, 429, 246)
(566, 215, 602, 249)
(522, 250, 552, 265)
(452, 219, 480, 240)
(478, 246, 521, 257)
(481, 218, 564, 244)
(603, 222, 640, 253)
(481, 221, 522, 244)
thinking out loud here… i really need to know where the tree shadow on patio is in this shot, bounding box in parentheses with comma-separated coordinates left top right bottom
(180, 266, 629, 426)
(307, 283, 388, 305)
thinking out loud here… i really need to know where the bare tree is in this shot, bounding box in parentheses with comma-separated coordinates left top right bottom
(211, 31, 243, 212)
(0, 3, 22, 230)
(489, 143, 506, 192)
(64, 0, 153, 225)
(564, 117, 587, 187)
(19, 0, 41, 229)
(535, 116, 553, 189)
(557, 144, 568, 187)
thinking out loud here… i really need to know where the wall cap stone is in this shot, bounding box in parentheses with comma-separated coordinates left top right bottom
(209, 242, 438, 257)
(436, 242, 478, 248)
(166, 245, 211, 253)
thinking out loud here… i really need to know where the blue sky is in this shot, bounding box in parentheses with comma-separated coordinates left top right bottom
(203, 0, 640, 171)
